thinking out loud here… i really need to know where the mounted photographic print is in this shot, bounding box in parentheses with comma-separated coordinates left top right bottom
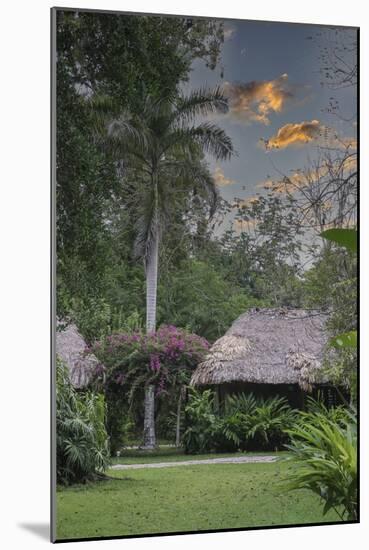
(51, 6, 359, 542)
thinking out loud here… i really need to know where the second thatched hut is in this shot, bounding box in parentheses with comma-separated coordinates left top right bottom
(56, 322, 98, 388)
(190, 307, 341, 408)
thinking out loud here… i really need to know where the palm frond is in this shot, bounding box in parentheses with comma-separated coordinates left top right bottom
(174, 86, 229, 123)
(188, 122, 235, 161)
(107, 114, 149, 153)
(143, 90, 177, 121)
(159, 157, 219, 218)
(87, 94, 122, 141)
(180, 160, 219, 217)
(192, 165, 219, 218)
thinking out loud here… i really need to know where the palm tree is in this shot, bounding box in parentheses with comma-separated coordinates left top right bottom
(106, 87, 234, 448)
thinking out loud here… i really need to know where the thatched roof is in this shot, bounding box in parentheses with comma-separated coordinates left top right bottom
(191, 308, 329, 391)
(56, 322, 98, 388)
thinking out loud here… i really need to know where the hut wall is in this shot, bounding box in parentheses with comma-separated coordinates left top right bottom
(312, 384, 350, 408)
(205, 382, 348, 410)
(216, 382, 303, 409)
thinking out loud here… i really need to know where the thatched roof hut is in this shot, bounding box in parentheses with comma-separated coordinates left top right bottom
(56, 322, 98, 388)
(191, 308, 329, 393)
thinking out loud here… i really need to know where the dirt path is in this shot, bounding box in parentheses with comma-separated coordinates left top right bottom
(111, 455, 278, 470)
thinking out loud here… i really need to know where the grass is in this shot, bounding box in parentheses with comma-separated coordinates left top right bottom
(56, 453, 342, 540)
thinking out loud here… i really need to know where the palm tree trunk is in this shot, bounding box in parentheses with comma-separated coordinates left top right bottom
(146, 231, 158, 332)
(143, 384, 156, 449)
(143, 217, 159, 449)
(175, 386, 185, 447)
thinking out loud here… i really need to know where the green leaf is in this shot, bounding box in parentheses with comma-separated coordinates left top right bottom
(330, 330, 357, 349)
(321, 229, 357, 253)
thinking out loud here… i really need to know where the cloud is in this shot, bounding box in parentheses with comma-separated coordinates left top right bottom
(337, 136, 357, 150)
(223, 24, 236, 41)
(213, 166, 236, 186)
(223, 74, 294, 125)
(234, 219, 258, 232)
(342, 154, 357, 172)
(262, 121, 358, 152)
(262, 120, 322, 149)
(236, 196, 261, 208)
(257, 162, 334, 194)
(257, 147, 357, 196)
(257, 172, 308, 194)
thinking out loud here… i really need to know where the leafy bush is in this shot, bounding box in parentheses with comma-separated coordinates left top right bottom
(158, 260, 265, 342)
(215, 412, 248, 451)
(305, 395, 351, 427)
(224, 392, 257, 415)
(182, 390, 219, 453)
(73, 297, 112, 343)
(183, 391, 297, 453)
(104, 392, 136, 455)
(218, 393, 258, 450)
(284, 410, 357, 520)
(56, 361, 110, 484)
(245, 396, 298, 451)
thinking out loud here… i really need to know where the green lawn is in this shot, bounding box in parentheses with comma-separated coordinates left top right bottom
(56, 453, 342, 540)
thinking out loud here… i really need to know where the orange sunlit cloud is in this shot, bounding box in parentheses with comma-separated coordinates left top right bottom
(257, 170, 315, 194)
(237, 196, 260, 208)
(263, 119, 322, 149)
(342, 154, 357, 172)
(234, 219, 258, 232)
(256, 148, 356, 196)
(338, 137, 357, 150)
(213, 166, 236, 186)
(262, 120, 357, 151)
(223, 74, 294, 125)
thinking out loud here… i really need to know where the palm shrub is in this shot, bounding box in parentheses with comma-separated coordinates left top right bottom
(305, 395, 352, 427)
(219, 393, 258, 450)
(284, 410, 357, 520)
(245, 396, 298, 451)
(183, 391, 298, 453)
(56, 361, 110, 484)
(224, 392, 257, 415)
(216, 413, 248, 451)
(183, 389, 241, 453)
(182, 389, 219, 454)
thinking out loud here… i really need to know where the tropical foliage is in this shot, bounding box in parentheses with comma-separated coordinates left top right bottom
(183, 390, 298, 453)
(56, 361, 110, 484)
(284, 409, 357, 521)
(182, 390, 219, 453)
(55, 16, 357, 532)
(320, 228, 357, 398)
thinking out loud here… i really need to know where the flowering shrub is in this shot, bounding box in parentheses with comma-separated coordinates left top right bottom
(89, 325, 209, 398)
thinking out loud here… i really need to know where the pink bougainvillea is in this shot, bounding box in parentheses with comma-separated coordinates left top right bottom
(89, 325, 209, 395)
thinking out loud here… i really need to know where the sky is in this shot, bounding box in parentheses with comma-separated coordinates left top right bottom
(183, 19, 357, 233)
